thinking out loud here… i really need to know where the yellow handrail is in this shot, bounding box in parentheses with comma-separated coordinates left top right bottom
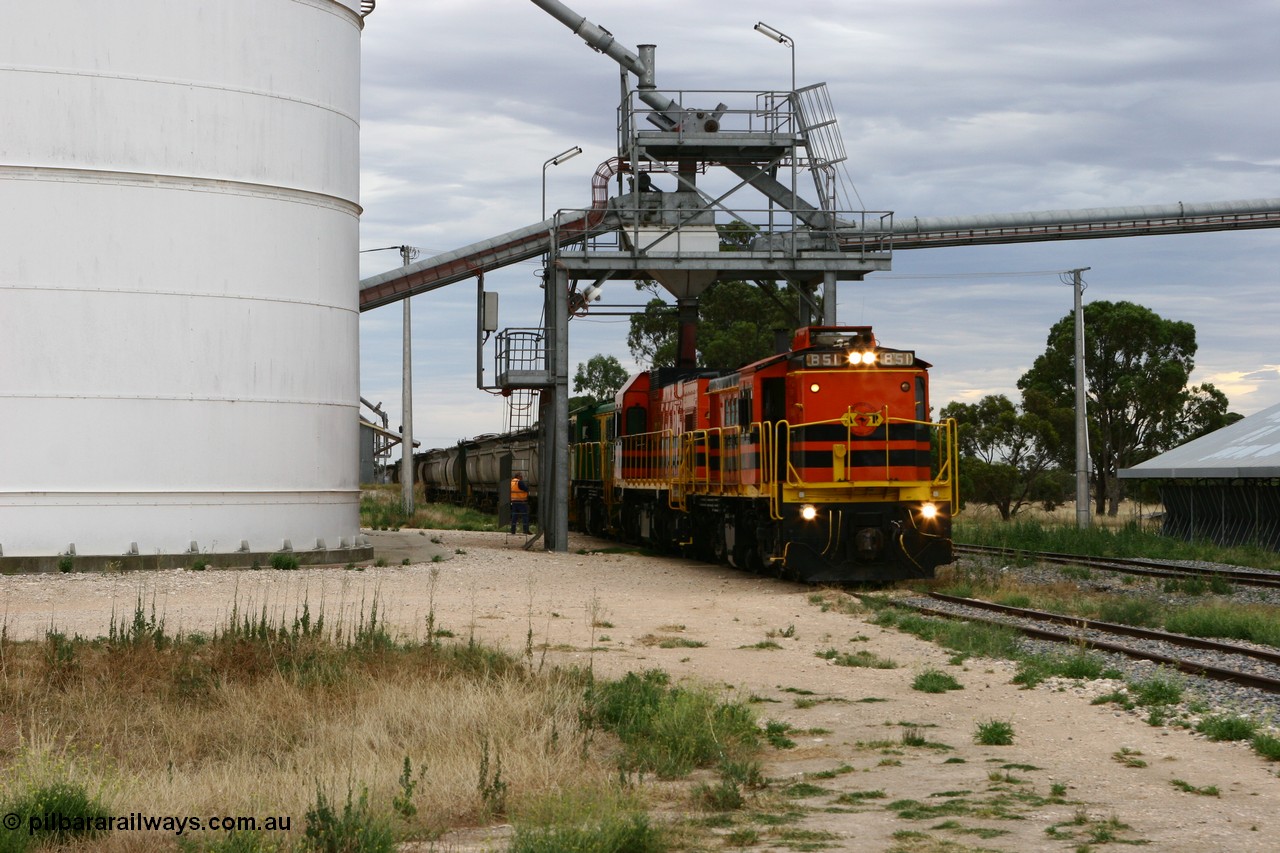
(602, 411, 958, 515)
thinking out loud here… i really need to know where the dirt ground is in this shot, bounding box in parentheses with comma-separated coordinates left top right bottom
(2, 528, 1276, 852)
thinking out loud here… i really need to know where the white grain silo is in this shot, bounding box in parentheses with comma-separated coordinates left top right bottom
(0, 0, 366, 563)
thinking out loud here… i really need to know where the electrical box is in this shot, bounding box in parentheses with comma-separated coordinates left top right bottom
(482, 291, 499, 332)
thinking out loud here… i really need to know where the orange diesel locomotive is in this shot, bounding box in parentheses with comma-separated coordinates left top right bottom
(570, 326, 958, 582)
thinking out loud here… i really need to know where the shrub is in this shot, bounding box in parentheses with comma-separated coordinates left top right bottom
(300, 785, 395, 853)
(1013, 651, 1111, 688)
(585, 670, 759, 777)
(0, 777, 111, 853)
(694, 779, 745, 811)
(1163, 604, 1280, 647)
(763, 720, 796, 749)
(814, 648, 897, 669)
(1129, 671, 1183, 706)
(269, 552, 300, 570)
(1195, 714, 1257, 742)
(912, 669, 963, 693)
(974, 720, 1015, 746)
(871, 607, 1020, 660)
(510, 813, 664, 853)
(1250, 732, 1280, 761)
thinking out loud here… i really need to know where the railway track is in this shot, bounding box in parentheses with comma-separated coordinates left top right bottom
(904, 592, 1280, 693)
(955, 543, 1280, 589)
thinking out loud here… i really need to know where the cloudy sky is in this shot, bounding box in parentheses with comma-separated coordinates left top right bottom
(357, 0, 1280, 450)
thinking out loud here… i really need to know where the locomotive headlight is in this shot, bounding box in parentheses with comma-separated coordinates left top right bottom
(800, 504, 818, 521)
(919, 502, 939, 520)
(847, 350, 876, 365)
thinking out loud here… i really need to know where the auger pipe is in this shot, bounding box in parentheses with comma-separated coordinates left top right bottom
(529, 0, 682, 126)
(358, 209, 620, 312)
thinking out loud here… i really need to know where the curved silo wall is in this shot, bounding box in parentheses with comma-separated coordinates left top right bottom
(0, 0, 364, 557)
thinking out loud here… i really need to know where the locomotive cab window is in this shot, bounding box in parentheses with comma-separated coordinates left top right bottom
(625, 404, 646, 436)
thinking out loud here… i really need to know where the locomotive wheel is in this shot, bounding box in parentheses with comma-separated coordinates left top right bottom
(712, 527, 729, 565)
(743, 540, 768, 574)
(690, 516, 716, 562)
(585, 499, 605, 537)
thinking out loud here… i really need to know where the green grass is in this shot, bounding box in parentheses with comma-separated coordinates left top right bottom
(1129, 671, 1184, 706)
(1195, 714, 1257, 742)
(911, 670, 963, 693)
(865, 603, 1022, 662)
(944, 557, 1280, 652)
(1170, 779, 1220, 797)
(1251, 732, 1280, 761)
(973, 720, 1014, 746)
(763, 720, 797, 749)
(510, 812, 664, 853)
(1012, 650, 1119, 688)
(1162, 603, 1280, 647)
(269, 552, 300, 570)
(0, 774, 111, 853)
(359, 490, 504, 532)
(584, 670, 760, 778)
(656, 637, 706, 649)
(814, 648, 897, 668)
(300, 784, 396, 853)
(1112, 748, 1147, 768)
(955, 517, 1280, 571)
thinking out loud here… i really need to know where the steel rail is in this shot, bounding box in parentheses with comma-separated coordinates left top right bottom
(906, 593, 1280, 693)
(954, 543, 1280, 589)
(930, 592, 1280, 668)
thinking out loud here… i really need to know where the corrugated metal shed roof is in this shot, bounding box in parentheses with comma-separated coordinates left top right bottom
(1120, 402, 1280, 479)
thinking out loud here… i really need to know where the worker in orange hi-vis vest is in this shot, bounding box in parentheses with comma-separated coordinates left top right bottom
(509, 472, 530, 535)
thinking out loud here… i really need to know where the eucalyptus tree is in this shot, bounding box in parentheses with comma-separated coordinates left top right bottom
(1018, 300, 1235, 515)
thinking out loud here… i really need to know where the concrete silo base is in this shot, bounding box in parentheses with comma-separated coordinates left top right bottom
(0, 543, 375, 575)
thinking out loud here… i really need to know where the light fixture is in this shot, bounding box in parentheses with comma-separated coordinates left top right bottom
(753, 21, 795, 95)
(800, 504, 818, 521)
(809, 382, 820, 393)
(542, 145, 583, 219)
(919, 503, 938, 520)
(753, 21, 790, 45)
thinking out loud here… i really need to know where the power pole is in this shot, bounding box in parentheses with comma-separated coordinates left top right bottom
(400, 245, 418, 515)
(1071, 267, 1091, 529)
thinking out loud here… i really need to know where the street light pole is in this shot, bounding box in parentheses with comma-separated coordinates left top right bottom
(542, 145, 583, 219)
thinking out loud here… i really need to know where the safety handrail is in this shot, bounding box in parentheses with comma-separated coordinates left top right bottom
(607, 411, 956, 518)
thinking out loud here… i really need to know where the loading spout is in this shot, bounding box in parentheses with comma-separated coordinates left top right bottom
(530, 0, 683, 128)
